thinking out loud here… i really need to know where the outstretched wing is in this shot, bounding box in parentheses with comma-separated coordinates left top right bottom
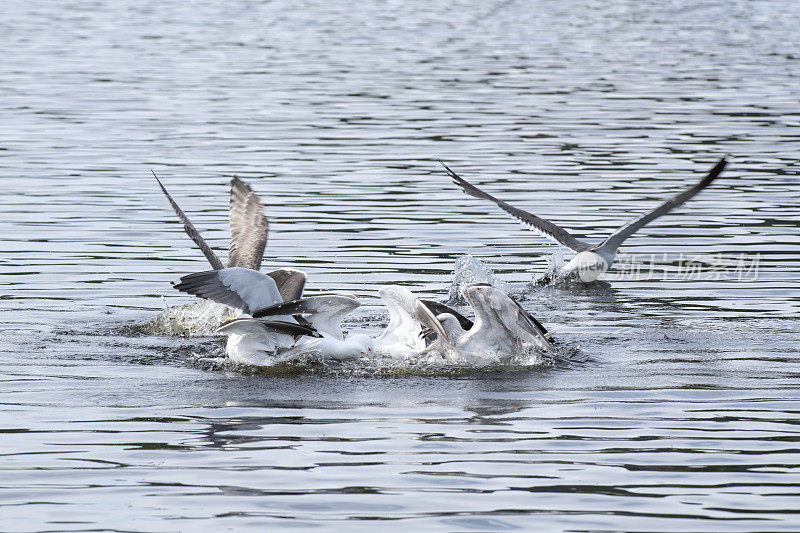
(266, 268, 306, 302)
(172, 267, 283, 315)
(440, 161, 592, 252)
(152, 171, 225, 270)
(252, 295, 360, 340)
(463, 284, 554, 354)
(228, 176, 269, 270)
(595, 158, 727, 254)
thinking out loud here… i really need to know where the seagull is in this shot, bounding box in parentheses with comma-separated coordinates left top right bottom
(416, 283, 556, 363)
(152, 171, 306, 301)
(248, 284, 449, 360)
(173, 268, 448, 363)
(440, 158, 727, 282)
(216, 318, 323, 366)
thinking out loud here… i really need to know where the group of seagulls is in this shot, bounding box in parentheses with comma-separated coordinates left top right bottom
(154, 157, 727, 366)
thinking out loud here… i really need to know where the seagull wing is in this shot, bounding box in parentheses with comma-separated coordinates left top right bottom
(375, 285, 442, 351)
(266, 268, 307, 302)
(152, 171, 225, 270)
(251, 295, 361, 339)
(463, 284, 555, 354)
(216, 319, 319, 358)
(440, 161, 592, 252)
(217, 318, 320, 338)
(228, 176, 269, 270)
(172, 267, 283, 315)
(595, 158, 727, 255)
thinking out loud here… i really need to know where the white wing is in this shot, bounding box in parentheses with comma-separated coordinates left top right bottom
(374, 285, 438, 352)
(252, 295, 361, 340)
(173, 267, 283, 315)
(462, 284, 554, 354)
(216, 319, 314, 365)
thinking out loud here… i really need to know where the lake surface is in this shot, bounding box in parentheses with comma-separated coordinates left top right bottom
(2, 0, 799, 531)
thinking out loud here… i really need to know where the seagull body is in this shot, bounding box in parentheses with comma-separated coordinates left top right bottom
(440, 158, 727, 282)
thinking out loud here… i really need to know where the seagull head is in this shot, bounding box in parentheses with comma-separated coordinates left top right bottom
(436, 313, 467, 340)
(348, 333, 374, 355)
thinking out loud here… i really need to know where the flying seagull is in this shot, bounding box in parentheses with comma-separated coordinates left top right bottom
(440, 158, 727, 282)
(152, 172, 306, 301)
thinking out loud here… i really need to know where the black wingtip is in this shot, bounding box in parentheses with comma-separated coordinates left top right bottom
(151, 169, 166, 189)
(711, 157, 727, 175)
(702, 157, 728, 185)
(437, 160, 471, 191)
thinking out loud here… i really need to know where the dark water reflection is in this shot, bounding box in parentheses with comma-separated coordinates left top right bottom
(2, 0, 800, 530)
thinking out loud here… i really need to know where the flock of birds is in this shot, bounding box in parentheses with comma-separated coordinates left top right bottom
(154, 157, 728, 367)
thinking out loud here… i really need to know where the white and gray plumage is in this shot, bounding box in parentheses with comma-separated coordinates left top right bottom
(153, 172, 305, 301)
(440, 158, 727, 281)
(253, 295, 361, 340)
(429, 283, 555, 363)
(246, 285, 448, 359)
(371, 285, 448, 356)
(215, 319, 321, 366)
(173, 267, 307, 317)
(172, 268, 349, 363)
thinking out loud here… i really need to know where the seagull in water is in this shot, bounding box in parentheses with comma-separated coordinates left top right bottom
(173, 268, 447, 365)
(413, 283, 555, 364)
(439, 158, 727, 282)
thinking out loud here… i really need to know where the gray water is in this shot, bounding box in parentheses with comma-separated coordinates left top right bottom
(2, 0, 800, 530)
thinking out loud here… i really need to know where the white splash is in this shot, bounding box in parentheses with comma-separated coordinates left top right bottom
(141, 300, 235, 337)
(448, 254, 506, 303)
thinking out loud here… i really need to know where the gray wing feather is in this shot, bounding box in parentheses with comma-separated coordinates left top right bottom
(228, 176, 269, 270)
(464, 284, 555, 354)
(266, 268, 307, 301)
(440, 161, 592, 252)
(596, 158, 727, 254)
(505, 294, 553, 344)
(252, 296, 360, 319)
(152, 171, 225, 270)
(413, 300, 450, 343)
(217, 318, 321, 338)
(173, 270, 248, 310)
